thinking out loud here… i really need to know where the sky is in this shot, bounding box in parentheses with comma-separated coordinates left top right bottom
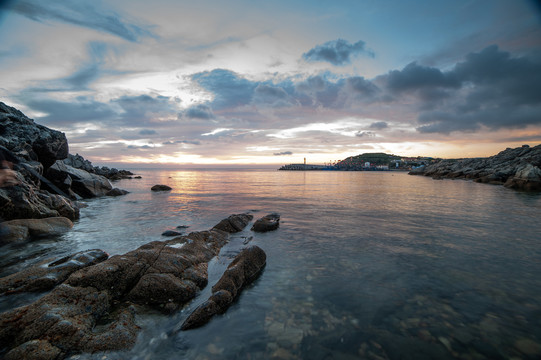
(0, 0, 540, 167)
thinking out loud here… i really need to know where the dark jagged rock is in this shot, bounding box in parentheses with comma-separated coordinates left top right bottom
(0, 249, 108, 294)
(0, 171, 79, 221)
(251, 213, 280, 233)
(181, 245, 266, 330)
(0, 216, 74, 244)
(0, 102, 68, 169)
(409, 144, 541, 191)
(106, 188, 130, 196)
(151, 184, 172, 191)
(47, 161, 113, 198)
(0, 214, 253, 358)
(63, 153, 134, 180)
(162, 230, 182, 236)
(212, 213, 254, 233)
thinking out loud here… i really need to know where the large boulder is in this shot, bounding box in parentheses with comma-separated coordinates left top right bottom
(251, 213, 280, 233)
(0, 102, 68, 169)
(504, 163, 541, 191)
(0, 214, 254, 358)
(0, 172, 79, 221)
(47, 160, 113, 198)
(212, 213, 253, 233)
(0, 216, 74, 244)
(181, 245, 267, 330)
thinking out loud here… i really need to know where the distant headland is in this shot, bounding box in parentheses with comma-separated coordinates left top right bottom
(279, 152, 438, 171)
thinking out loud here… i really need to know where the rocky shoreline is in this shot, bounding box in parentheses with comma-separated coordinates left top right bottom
(0, 101, 132, 243)
(409, 144, 541, 191)
(0, 101, 283, 359)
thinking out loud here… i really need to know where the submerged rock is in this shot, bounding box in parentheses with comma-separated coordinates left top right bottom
(251, 213, 280, 233)
(151, 184, 172, 191)
(0, 249, 108, 294)
(0, 214, 253, 358)
(181, 245, 267, 330)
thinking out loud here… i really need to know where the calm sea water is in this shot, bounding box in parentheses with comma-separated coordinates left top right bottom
(1, 170, 541, 359)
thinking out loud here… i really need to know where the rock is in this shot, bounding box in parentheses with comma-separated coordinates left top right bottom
(5, 340, 62, 360)
(0, 217, 74, 243)
(162, 230, 182, 236)
(0, 249, 108, 294)
(0, 171, 79, 221)
(251, 213, 280, 232)
(409, 144, 541, 191)
(504, 163, 541, 191)
(106, 188, 130, 196)
(0, 214, 253, 358)
(151, 184, 172, 191)
(47, 161, 113, 198)
(0, 102, 68, 169)
(212, 213, 254, 233)
(181, 246, 266, 330)
(63, 153, 134, 180)
(514, 338, 541, 356)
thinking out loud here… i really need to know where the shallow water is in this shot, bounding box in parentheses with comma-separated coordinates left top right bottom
(1, 170, 541, 359)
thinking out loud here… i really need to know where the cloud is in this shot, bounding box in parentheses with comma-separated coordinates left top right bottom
(191, 69, 257, 110)
(273, 151, 292, 156)
(139, 129, 157, 135)
(127, 144, 153, 150)
(384, 62, 460, 93)
(369, 121, 388, 130)
(22, 96, 116, 126)
(182, 104, 215, 120)
(112, 94, 179, 126)
(355, 131, 375, 138)
(2, 0, 154, 42)
(302, 39, 374, 66)
(412, 45, 541, 133)
(162, 140, 201, 145)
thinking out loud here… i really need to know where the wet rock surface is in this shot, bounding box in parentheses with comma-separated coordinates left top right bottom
(409, 144, 541, 191)
(0, 214, 253, 358)
(0, 102, 130, 221)
(181, 245, 266, 330)
(251, 213, 280, 232)
(0, 249, 108, 294)
(151, 184, 172, 191)
(0, 216, 74, 244)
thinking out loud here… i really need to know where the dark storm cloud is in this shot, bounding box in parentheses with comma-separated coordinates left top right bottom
(420, 46, 541, 133)
(345, 76, 379, 96)
(369, 121, 388, 130)
(379, 45, 541, 134)
(385, 62, 460, 92)
(2, 0, 154, 42)
(181, 103, 215, 120)
(302, 39, 374, 66)
(273, 151, 293, 156)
